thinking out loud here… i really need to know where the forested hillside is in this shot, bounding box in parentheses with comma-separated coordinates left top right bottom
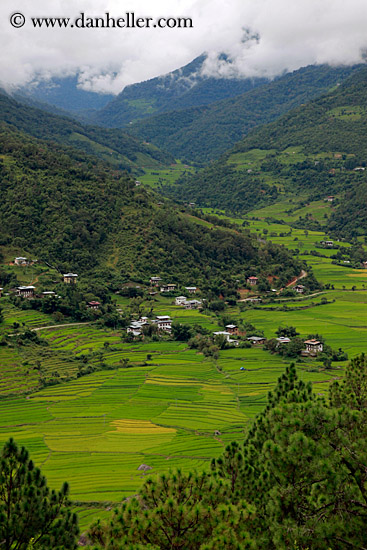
(126, 64, 361, 163)
(165, 66, 367, 237)
(0, 123, 302, 284)
(0, 92, 173, 174)
(91, 54, 268, 127)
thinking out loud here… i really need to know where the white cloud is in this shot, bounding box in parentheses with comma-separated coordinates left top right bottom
(1, 0, 367, 94)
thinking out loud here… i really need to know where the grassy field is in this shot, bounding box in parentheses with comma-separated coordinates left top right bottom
(0, 206, 366, 532)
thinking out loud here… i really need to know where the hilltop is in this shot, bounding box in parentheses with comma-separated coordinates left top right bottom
(125, 64, 361, 163)
(0, 122, 302, 285)
(164, 66, 367, 238)
(91, 54, 268, 127)
(0, 91, 173, 174)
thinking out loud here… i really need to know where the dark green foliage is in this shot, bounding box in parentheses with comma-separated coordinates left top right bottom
(330, 352, 367, 410)
(127, 64, 360, 163)
(212, 358, 367, 549)
(171, 323, 193, 341)
(88, 470, 255, 550)
(0, 438, 78, 549)
(0, 123, 302, 285)
(0, 91, 173, 172)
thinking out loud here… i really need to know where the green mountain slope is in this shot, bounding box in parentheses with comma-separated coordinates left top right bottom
(126, 64, 361, 163)
(0, 92, 173, 174)
(165, 66, 367, 237)
(91, 55, 268, 127)
(0, 123, 302, 285)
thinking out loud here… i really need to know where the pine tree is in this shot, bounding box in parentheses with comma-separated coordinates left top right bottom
(0, 438, 79, 550)
(88, 469, 255, 550)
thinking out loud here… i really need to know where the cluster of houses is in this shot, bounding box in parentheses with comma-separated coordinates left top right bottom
(211, 324, 324, 357)
(150, 277, 199, 296)
(127, 315, 172, 337)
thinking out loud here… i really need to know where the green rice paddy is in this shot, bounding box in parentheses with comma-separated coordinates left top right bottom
(0, 209, 366, 531)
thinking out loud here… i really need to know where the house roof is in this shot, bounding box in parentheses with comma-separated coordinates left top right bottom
(226, 325, 237, 329)
(63, 273, 78, 277)
(18, 286, 35, 290)
(247, 336, 265, 341)
(156, 316, 171, 321)
(304, 339, 322, 345)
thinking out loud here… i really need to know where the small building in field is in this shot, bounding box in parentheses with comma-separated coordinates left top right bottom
(175, 296, 187, 306)
(63, 273, 78, 284)
(154, 316, 172, 332)
(362, 261, 367, 269)
(247, 276, 259, 286)
(41, 291, 55, 298)
(0, 288, 3, 298)
(17, 286, 35, 298)
(88, 301, 101, 310)
(14, 257, 27, 265)
(247, 336, 266, 345)
(150, 276, 162, 286)
(184, 299, 202, 310)
(304, 339, 323, 356)
(185, 287, 197, 294)
(135, 180, 141, 186)
(321, 240, 334, 248)
(325, 196, 335, 202)
(294, 284, 305, 293)
(226, 324, 239, 335)
(276, 336, 291, 346)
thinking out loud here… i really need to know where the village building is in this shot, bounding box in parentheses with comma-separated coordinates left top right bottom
(0, 288, 3, 298)
(247, 336, 266, 345)
(226, 324, 239, 335)
(88, 301, 101, 310)
(135, 180, 141, 186)
(160, 284, 176, 293)
(325, 196, 335, 202)
(41, 291, 55, 298)
(304, 339, 324, 356)
(185, 287, 197, 294)
(321, 240, 334, 248)
(175, 296, 187, 306)
(154, 315, 172, 332)
(213, 331, 232, 342)
(294, 284, 305, 293)
(276, 336, 291, 345)
(247, 276, 259, 286)
(63, 273, 78, 284)
(17, 286, 35, 298)
(14, 257, 27, 266)
(184, 299, 202, 310)
(150, 276, 162, 286)
(362, 261, 367, 269)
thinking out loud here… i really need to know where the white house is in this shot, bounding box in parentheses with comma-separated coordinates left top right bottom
(294, 284, 305, 293)
(63, 273, 78, 284)
(185, 287, 197, 294)
(160, 284, 176, 293)
(155, 316, 172, 332)
(175, 296, 187, 306)
(14, 257, 27, 265)
(17, 286, 35, 298)
(304, 339, 323, 355)
(247, 276, 259, 286)
(150, 276, 162, 286)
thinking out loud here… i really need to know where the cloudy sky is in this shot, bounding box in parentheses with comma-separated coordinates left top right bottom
(1, 0, 367, 94)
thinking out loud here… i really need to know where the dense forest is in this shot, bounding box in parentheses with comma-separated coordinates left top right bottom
(126, 64, 361, 163)
(0, 123, 303, 285)
(0, 92, 173, 173)
(165, 65, 367, 237)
